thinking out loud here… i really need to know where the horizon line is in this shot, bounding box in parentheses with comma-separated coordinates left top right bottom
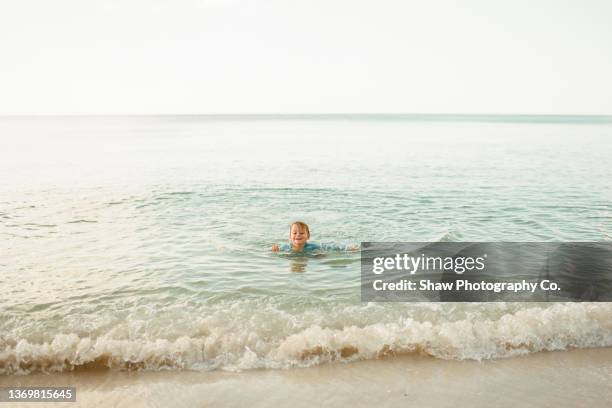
(1, 113, 611, 124)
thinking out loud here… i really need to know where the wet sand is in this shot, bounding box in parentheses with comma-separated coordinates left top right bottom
(2, 347, 611, 408)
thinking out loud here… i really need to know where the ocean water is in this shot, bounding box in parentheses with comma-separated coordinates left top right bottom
(1, 116, 611, 375)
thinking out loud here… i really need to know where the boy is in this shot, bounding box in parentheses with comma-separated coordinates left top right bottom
(271, 221, 359, 252)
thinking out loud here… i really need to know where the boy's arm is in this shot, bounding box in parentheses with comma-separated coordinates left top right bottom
(272, 244, 280, 252)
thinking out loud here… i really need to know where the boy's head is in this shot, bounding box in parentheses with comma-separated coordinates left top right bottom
(289, 221, 310, 246)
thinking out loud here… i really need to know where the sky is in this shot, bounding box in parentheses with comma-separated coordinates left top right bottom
(1, 0, 611, 115)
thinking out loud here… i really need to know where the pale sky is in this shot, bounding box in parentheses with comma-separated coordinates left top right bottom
(1, 0, 611, 115)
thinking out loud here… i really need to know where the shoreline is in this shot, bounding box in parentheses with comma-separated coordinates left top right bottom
(2, 347, 611, 407)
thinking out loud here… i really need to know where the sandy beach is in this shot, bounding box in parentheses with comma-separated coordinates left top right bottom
(2, 347, 611, 408)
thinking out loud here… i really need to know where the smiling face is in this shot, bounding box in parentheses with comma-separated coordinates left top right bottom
(289, 223, 310, 248)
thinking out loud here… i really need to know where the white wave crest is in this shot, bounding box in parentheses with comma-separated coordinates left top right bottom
(1, 303, 611, 375)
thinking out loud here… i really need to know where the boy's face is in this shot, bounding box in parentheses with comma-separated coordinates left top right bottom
(290, 224, 309, 246)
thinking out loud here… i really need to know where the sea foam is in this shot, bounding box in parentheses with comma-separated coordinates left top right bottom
(1, 303, 611, 375)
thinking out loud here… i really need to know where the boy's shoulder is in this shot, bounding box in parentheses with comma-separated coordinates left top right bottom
(304, 242, 322, 250)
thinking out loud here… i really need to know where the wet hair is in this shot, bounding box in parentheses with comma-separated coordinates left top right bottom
(290, 221, 310, 238)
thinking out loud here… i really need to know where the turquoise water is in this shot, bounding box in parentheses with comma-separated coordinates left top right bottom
(1, 117, 611, 374)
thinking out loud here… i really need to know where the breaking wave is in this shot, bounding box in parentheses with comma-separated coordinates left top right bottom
(2, 303, 611, 375)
